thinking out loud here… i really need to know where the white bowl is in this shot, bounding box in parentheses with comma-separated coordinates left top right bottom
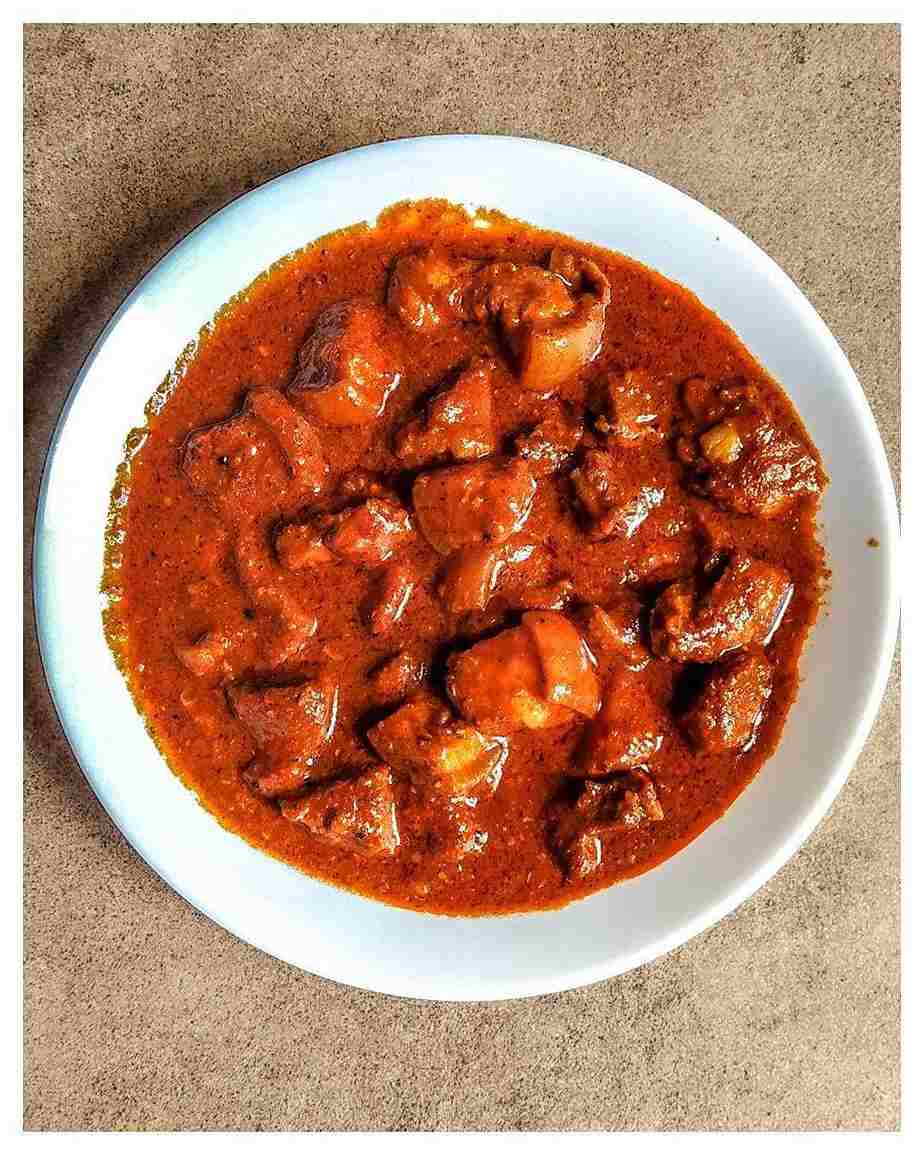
(33, 136, 899, 1000)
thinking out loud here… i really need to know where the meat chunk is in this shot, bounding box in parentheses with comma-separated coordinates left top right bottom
(679, 379, 822, 517)
(576, 593, 649, 669)
(276, 498, 414, 572)
(281, 764, 400, 857)
(437, 539, 535, 615)
(550, 770, 664, 878)
(393, 358, 497, 468)
(256, 592, 319, 667)
(275, 523, 334, 570)
(182, 390, 329, 519)
(570, 450, 620, 523)
(514, 578, 576, 611)
(387, 248, 474, 331)
(469, 251, 611, 393)
(650, 554, 793, 663)
(447, 611, 599, 734)
(576, 670, 667, 777)
(368, 650, 427, 702)
(228, 674, 339, 797)
(470, 260, 573, 329)
(367, 695, 507, 798)
(700, 422, 822, 518)
(367, 562, 417, 635)
(691, 502, 735, 576)
(513, 404, 583, 476)
(175, 630, 238, 681)
(591, 369, 673, 446)
(325, 498, 415, 566)
(682, 652, 773, 752)
(182, 412, 288, 522)
(570, 448, 665, 540)
(244, 387, 329, 496)
(289, 300, 400, 426)
(337, 467, 391, 501)
(412, 458, 536, 556)
(179, 685, 227, 738)
(518, 251, 610, 393)
(233, 524, 319, 664)
(682, 375, 726, 425)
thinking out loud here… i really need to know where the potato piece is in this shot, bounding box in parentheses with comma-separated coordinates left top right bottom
(522, 611, 600, 719)
(520, 251, 610, 393)
(447, 611, 599, 734)
(446, 625, 571, 734)
(699, 419, 744, 465)
(517, 299, 608, 393)
(468, 254, 610, 394)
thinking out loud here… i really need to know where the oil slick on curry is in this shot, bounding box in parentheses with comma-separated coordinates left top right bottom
(103, 200, 826, 915)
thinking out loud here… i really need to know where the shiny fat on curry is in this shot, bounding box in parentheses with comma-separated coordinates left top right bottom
(104, 199, 826, 915)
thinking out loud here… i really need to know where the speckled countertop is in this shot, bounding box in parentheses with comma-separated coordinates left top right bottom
(24, 24, 899, 1131)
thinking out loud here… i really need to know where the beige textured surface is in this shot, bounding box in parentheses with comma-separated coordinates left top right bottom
(24, 24, 900, 1131)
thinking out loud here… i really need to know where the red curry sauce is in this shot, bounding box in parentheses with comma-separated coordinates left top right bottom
(104, 200, 826, 915)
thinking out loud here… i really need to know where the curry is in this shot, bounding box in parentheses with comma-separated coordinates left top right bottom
(103, 199, 826, 915)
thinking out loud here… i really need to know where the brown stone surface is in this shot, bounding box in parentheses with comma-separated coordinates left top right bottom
(24, 24, 899, 1131)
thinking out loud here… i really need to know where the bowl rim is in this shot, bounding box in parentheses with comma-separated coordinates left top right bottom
(31, 133, 900, 1000)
